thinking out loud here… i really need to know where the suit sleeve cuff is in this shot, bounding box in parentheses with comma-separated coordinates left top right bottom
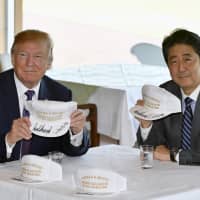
(69, 128, 83, 147)
(5, 135, 16, 158)
(140, 123, 153, 141)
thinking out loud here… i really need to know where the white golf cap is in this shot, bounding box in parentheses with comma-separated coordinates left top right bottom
(130, 84, 181, 120)
(74, 168, 127, 195)
(19, 155, 62, 183)
(25, 100, 77, 137)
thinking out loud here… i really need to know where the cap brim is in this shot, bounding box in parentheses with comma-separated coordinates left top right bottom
(130, 105, 167, 120)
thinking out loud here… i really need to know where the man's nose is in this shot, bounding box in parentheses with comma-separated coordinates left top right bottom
(178, 61, 186, 71)
(26, 55, 34, 66)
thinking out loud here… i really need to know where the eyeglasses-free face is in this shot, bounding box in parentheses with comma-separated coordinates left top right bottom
(167, 44, 200, 95)
(12, 41, 51, 88)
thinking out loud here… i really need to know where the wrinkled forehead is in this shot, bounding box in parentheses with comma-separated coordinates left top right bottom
(12, 42, 52, 61)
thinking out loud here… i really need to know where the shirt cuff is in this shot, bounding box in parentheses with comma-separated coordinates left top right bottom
(175, 149, 182, 162)
(5, 135, 16, 158)
(140, 123, 153, 141)
(69, 128, 83, 147)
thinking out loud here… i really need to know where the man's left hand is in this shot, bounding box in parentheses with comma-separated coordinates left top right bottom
(154, 145, 170, 161)
(70, 110, 86, 134)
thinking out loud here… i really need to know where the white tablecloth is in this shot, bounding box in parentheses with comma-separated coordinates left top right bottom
(87, 86, 141, 145)
(1, 145, 200, 200)
(47, 64, 170, 146)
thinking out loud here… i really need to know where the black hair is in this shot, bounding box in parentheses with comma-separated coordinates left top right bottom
(162, 28, 200, 64)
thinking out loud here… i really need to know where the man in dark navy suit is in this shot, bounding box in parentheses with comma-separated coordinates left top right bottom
(0, 29, 89, 162)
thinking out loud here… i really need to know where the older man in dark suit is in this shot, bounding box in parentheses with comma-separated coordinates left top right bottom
(0, 29, 89, 162)
(136, 29, 200, 165)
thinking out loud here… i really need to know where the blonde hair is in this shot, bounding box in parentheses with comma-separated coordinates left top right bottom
(11, 29, 54, 65)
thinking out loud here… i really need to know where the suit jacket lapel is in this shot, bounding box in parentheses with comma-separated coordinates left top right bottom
(175, 88, 183, 146)
(4, 70, 20, 119)
(38, 77, 48, 100)
(191, 93, 200, 149)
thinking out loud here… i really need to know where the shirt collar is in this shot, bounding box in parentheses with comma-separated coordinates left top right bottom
(181, 84, 200, 102)
(14, 72, 41, 100)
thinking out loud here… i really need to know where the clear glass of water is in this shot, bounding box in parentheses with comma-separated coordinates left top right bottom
(48, 151, 64, 164)
(140, 145, 153, 169)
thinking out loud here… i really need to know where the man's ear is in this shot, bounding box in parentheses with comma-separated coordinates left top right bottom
(47, 57, 53, 69)
(11, 54, 15, 65)
(47, 63, 52, 70)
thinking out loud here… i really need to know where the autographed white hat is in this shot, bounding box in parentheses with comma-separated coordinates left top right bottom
(74, 168, 127, 195)
(19, 155, 62, 183)
(25, 100, 77, 137)
(130, 84, 181, 120)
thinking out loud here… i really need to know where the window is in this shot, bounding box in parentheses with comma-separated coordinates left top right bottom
(22, 0, 200, 68)
(0, 0, 22, 53)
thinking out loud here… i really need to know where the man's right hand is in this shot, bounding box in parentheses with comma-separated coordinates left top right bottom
(6, 117, 32, 145)
(135, 100, 152, 128)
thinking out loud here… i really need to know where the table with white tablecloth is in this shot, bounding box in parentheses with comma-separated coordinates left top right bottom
(1, 145, 200, 200)
(47, 64, 170, 146)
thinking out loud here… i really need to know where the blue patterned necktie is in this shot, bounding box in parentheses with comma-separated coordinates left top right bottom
(21, 90, 35, 157)
(181, 97, 193, 150)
